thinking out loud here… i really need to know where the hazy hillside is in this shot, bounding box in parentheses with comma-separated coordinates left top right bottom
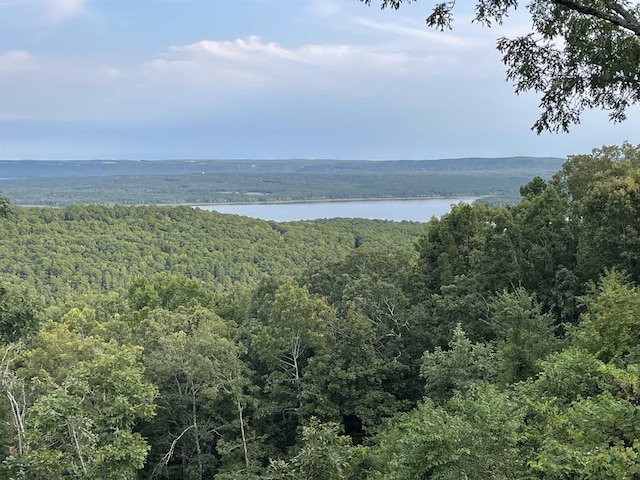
(0, 157, 565, 178)
(0, 157, 565, 206)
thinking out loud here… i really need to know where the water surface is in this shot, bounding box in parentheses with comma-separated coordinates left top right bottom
(196, 198, 478, 222)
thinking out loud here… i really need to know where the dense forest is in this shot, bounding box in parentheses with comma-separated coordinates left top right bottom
(0, 206, 423, 304)
(1, 143, 640, 479)
(0, 157, 564, 206)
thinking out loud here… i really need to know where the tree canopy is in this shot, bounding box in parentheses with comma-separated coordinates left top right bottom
(361, 0, 640, 133)
(3, 144, 640, 478)
(0, 195, 9, 218)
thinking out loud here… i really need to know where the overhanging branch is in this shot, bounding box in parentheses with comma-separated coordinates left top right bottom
(553, 0, 640, 35)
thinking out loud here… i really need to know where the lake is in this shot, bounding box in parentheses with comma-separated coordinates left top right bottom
(195, 198, 478, 222)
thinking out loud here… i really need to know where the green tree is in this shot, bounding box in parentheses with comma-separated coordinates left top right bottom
(550, 144, 638, 202)
(415, 203, 490, 298)
(478, 185, 577, 321)
(238, 278, 338, 457)
(488, 289, 562, 384)
(0, 343, 27, 470)
(362, 1, 640, 132)
(127, 272, 215, 313)
(0, 284, 39, 344)
(0, 205, 423, 305)
(304, 249, 422, 412)
(527, 347, 609, 406)
(551, 143, 640, 284)
(136, 306, 254, 480)
(527, 360, 640, 479)
(532, 391, 640, 479)
(373, 385, 530, 480)
(4, 322, 156, 479)
(571, 270, 640, 363)
(301, 250, 423, 438)
(248, 280, 332, 414)
(301, 307, 404, 440)
(420, 324, 497, 404)
(519, 175, 548, 197)
(264, 419, 369, 480)
(408, 274, 493, 347)
(579, 166, 640, 282)
(0, 195, 8, 218)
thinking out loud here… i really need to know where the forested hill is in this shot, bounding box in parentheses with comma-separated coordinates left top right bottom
(0, 157, 565, 206)
(0, 205, 423, 304)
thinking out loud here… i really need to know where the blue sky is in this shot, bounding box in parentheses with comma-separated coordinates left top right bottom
(0, 0, 638, 160)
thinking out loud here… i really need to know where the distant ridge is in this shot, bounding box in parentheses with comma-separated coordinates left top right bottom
(0, 157, 565, 179)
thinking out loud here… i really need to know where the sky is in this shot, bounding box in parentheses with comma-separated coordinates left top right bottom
(0, 0, 638, 160)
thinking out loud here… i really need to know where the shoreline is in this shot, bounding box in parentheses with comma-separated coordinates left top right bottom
(188, 196, 481, 208)
(14, 195, 483, 208)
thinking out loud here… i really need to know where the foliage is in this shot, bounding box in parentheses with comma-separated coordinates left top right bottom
(300, 306, 409, 440)
(0, 284, 39, 344)
(420, 324, 497, 404)
(528, 347, 609, 405)
(571, 270, 640, 363)
(127, 272, 215, 313)
(264, 419, 368, 480)
(302, 249, 423, 432)
(531, 390, 640, 479)
(362, 1, 640, 133)
(136, 305, 252, 480)
(5, 321, 156, 479)
(0, 195, 8, 218)
(241, 280, 335, 455)
(4, 143, 640, 478)
(0, 205, 423, 304)
(528, 360, 640, 479)
(414, 202, 490, 295)
(408, 274, 494, 348)
(572, 148, 640, 283)
(477, 181, 578, 321)
(373, 385, 530, 480)
(488, 289, 563, 384)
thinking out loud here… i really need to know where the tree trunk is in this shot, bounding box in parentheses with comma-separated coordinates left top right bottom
(192, 387, 203, 480)
(237, 400, 250, 469)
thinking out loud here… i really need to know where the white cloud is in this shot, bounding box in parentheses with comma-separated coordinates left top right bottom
(0, 50, 35, 72)
(0, 24, 504, 126)
(45, 0, 86, 22)
(143, 34, 452, 93)
(0, 23, 494, 125)
(0, 0, 86, 24)
(353, 17, 480, 49)
(170, 36, 297, 63)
